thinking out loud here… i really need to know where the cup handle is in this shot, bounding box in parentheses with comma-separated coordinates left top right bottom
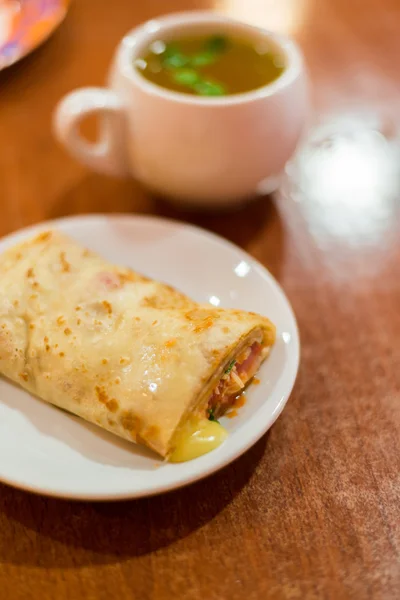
(53, 87, 130, 176)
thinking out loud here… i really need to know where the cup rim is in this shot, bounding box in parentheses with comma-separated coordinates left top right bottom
(116, 10, 304, 106)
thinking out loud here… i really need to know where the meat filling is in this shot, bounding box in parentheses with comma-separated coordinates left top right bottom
(208, 342, 264, 418)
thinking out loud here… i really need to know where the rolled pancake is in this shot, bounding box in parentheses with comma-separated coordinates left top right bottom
(0, 231, 275, 458)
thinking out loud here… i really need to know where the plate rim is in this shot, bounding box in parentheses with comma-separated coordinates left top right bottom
(0, 213, 300, 501)
(0, 0, 70, 71)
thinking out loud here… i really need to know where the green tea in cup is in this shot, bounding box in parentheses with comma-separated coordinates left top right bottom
(135, 33, 284, 96)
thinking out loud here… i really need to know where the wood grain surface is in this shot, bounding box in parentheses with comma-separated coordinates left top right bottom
(0, 1, 399, 598)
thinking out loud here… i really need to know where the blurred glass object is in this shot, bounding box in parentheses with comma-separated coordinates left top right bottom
(216, 0, 309, 34)
(284, 113, 400, 248)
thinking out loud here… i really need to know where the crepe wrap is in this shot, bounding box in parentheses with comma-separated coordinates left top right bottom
(0, 231, 275, 457)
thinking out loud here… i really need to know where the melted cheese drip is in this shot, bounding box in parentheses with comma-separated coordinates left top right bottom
(169, 418, 228, 463)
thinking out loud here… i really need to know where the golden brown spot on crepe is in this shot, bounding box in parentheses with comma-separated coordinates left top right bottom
(77, 319, 81, 325)
(35, 231, 52, 243)
(223, 327, 230, 333)
(118, 270, 148, 285)
(119, 357, 129, 365)
(230, 310, 245, 321)
(19, 372, 28, 382)
(45, 344, 50, 352)
(59, 352, 65, 357)
(82, 249, 90, 257)
(32, 282, 39, 289)
(13, 300, 19, 308)
(106, 399, 119, 413)
(118, 271, 135, 284)
(194, 318, 214, 334)
(1, 324, 5, 329)
(160, 284, 193, 305)
(120, 410, 141, 434)
(142, 296, 163, 309)
(26, 268, 34, 278)
(94, 319, 103, 326)
(142, 290, 191, 310)
(60, 252, 71, 272)
(102, 359, 108, 365)
(95, 385, 108, 404)
(54, 343, 58, 348)
(145, 425, 160, 440)
(253, 377, 261, 385)
(44, 336, 48, 343)
(16, 252, 22, 260)
(75, 306, 81, 311)
(29, 323, 35, 330)
(152, 320, 158, 326)
(57, 316, 65, 326)
(135, 317, 141, 322)
(108, 418, 116, 427)
(165, 339, 177, 348)
(185, 308, 215, 321)
(115, 377, 121, 385)
(64, 328, 72, 336)
(29, 294, 38, 300)
(185, 309, 218, 333)
(102, 300, 112, 314)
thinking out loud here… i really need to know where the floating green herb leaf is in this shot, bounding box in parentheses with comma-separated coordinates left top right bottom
(205, 35, 228, 54)
(190, 36, 229, 68)
(193, 80, 226, 96)
(191, 51, 216, 67)
(161, 43, 178, 58)
(159, 38, 229, 96)
(225, 360, 236, 374)
(163, 53, 189, 68)
(208, 408, 219, 423)
(161, 44, 190, 68)
(172, 68, 201, 86)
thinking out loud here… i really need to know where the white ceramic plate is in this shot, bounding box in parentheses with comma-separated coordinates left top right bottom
(0, 215, 299, 500)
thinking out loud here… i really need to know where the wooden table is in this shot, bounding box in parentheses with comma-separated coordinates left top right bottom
(0, 1, 399, 598)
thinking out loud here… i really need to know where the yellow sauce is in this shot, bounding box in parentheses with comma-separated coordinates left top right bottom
(169, 418, 228, 463)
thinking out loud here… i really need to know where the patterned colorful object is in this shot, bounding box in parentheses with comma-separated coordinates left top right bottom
(0, 0, 69, 69)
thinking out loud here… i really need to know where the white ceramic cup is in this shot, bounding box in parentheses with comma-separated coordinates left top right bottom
(53, 11, 309, 208)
